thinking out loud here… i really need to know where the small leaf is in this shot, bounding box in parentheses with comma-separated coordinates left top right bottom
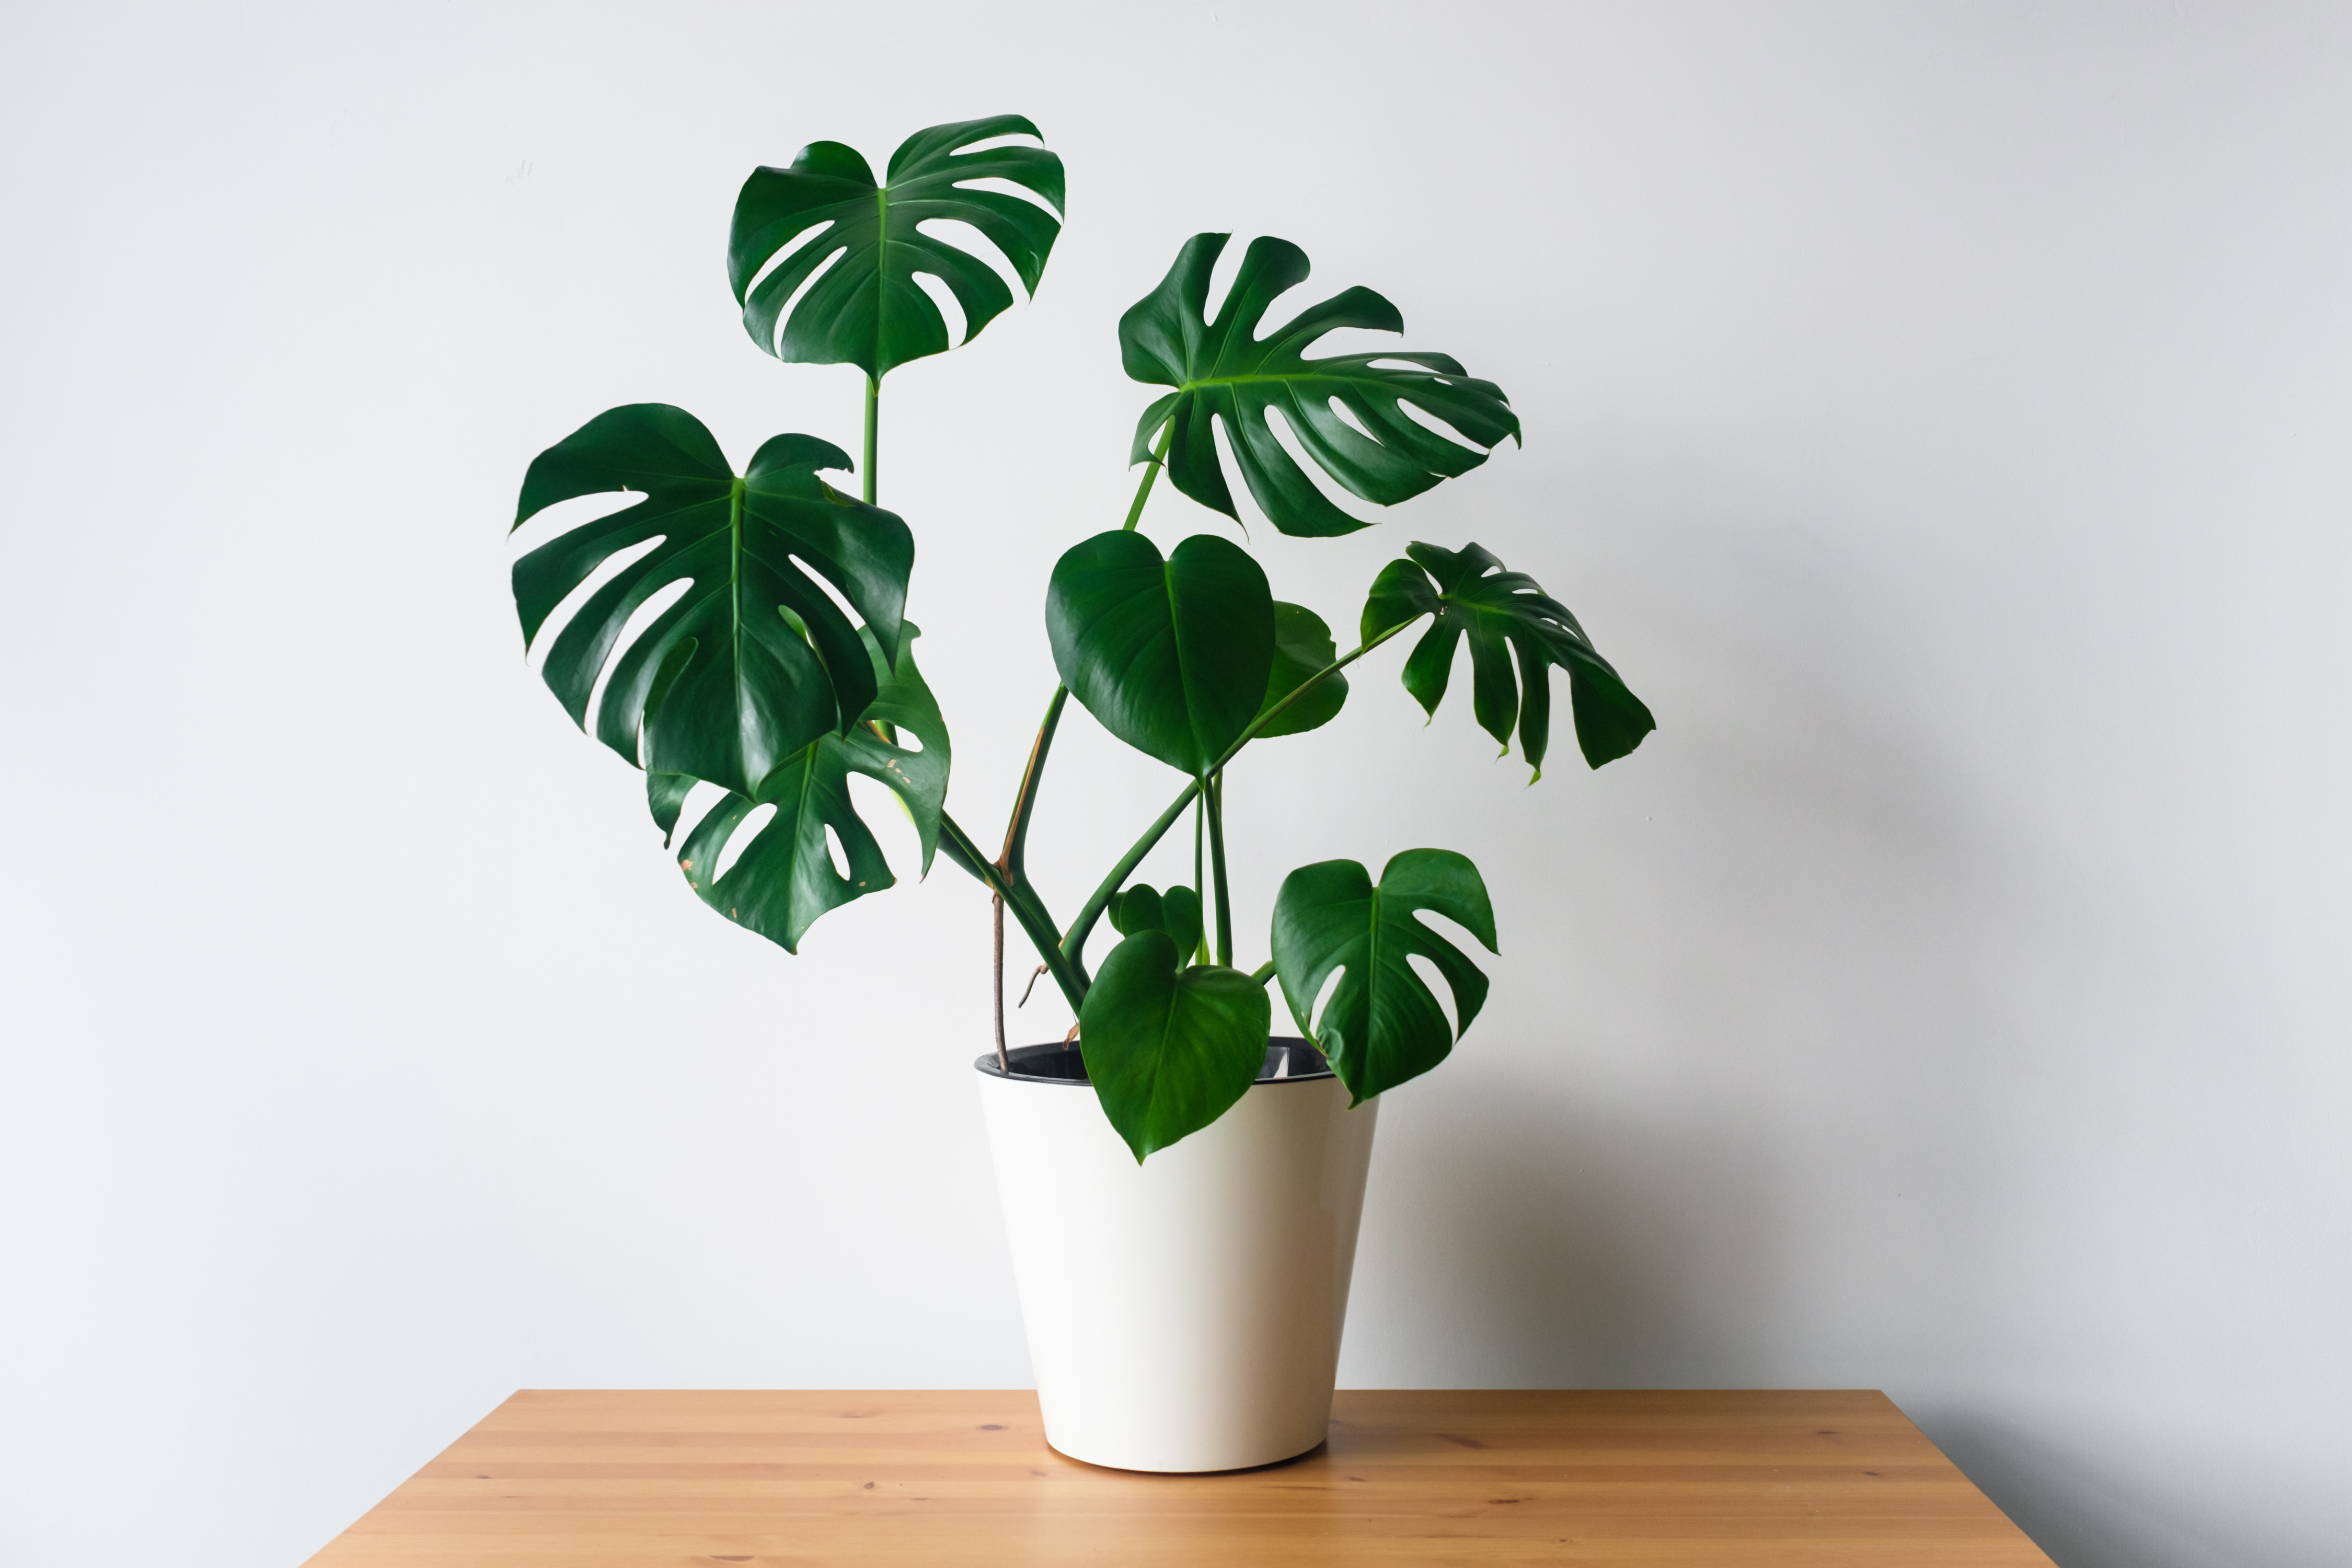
(1256, 601, 1348, 739)
(1159, 885, 1205, 963)
(1121, 234, 1519, 537)
(667, 627, 950, 953)
(1271, 849, 1498, 1105)
(512, 405, 914, 798)
(1079, 930, 1271, 1161)
(1362, 541, 1654, 776)
(729, 116, 1065, 381)
(1110, 883, 1163, 937)
(1047, 531, 1274, 776)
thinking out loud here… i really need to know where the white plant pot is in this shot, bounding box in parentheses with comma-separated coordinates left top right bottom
(977, 1039, 1379, 1472)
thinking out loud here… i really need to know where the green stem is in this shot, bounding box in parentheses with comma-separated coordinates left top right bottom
(1250, 960, 1276, 987)
(942, 812, 1086, 1010)
(862, 375, 879, 505)
(1121, 423, 1175, 531)
(1207, 769, 1231, 966)
(1001, 686, 1067, 883)
(1059, 618, 1419, 966)
(1061, 778, 1202, 968)
(1192, 792, 1208, 964)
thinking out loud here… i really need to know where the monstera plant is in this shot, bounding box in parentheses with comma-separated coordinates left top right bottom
(510, 115, 1653, 1161)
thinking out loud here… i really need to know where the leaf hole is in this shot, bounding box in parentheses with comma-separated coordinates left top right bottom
(844, 771, 919, 875)
(713, 802, 777, 881)
(585, 574, 695, 759)
(762, 243, 847, 356)
(950, 174, 1060, 217)
(1394, 398, 1485, 451)
(1305, 965, 1347, 1039)
(1327, 396, 1377, 445)
(741, 219, 837, 306)
(1405, 951, 1460, 1039)
(911, 215, 1028, 312)
(670, 779, 733, 845)
(944, 131, 1047, 157)
(520, 531, 665, 673)
(823, 824, 851, 881)
(909, 269, 968, 348)
(1259, 403, 1370, 517)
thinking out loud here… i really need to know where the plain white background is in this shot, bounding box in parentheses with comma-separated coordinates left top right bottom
(4, 3, 2347, 1563)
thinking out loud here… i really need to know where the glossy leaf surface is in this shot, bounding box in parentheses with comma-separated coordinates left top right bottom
(1047, 531, 1274, 776)
(729, 115, 1064, 380)
(1256, 601, 1348, 738)
(1079, 930, 1271, 1161)
(512, 404, 912, 798)
(1271, 849, 1497, 1105)
(1364, 541, 1654, 777)
(663, 627, 949, 954)
(1120, 234, 1519, 537)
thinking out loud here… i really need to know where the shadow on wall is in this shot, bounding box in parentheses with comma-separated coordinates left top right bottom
(1352, 1084, 1784, 1390)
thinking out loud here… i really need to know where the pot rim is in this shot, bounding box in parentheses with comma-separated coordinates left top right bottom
(975, 1037, 1334, 1087)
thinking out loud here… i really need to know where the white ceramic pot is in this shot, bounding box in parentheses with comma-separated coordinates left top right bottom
(977, 1039, 1379, 1472)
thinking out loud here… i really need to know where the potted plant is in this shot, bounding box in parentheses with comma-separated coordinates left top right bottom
(508, 115, 1653, 1472)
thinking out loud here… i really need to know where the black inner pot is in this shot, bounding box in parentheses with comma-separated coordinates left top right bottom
(975, 1038, 1331, 1085)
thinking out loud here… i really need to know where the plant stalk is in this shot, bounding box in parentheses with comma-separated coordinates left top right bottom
(991, 893, 1008, 1072)
(1207, 769, 1231, 966)
(1001, 686, 1068, 882)
(1059, 616, 1417, 965)
(862, 375, 880, 505)
(1121, 423, 1175, 531)
(941, 812, 1087, 1010)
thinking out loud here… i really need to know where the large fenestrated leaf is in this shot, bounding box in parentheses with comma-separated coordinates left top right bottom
(660, 626, 950, 954)
(1078, 929, 1271, 1161)
(512, 403, 913, 799)
(1363, 541, 1654, 779)
(1120, 234, 1519, 538)
(1046, 531, 1274, 776)
(729, 115, 1065, 381)
(1270, 850, 1497, 1106)
(1256, 601, 1348, 739)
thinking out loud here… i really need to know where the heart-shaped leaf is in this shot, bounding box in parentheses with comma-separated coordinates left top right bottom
(1120, 234, 1520, 537)
(1363, 541, 1654, 778)
(1108, 882, 1205, 964)
(1046, 531, 1274, 776)
(1256, 601, 1348, 739)
(729, 115, 1065, 381)
(659, 626, 950, 954)
(1270, 849, 1497, 1105)
(1079, 929, 1271, 1161)
(512, 404, 913, 799)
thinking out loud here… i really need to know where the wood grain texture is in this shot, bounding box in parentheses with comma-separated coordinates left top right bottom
(304, 1388, 2053, 1566)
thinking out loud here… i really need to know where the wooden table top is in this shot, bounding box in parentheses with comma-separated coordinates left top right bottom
(304, 1388, 2052, 1566)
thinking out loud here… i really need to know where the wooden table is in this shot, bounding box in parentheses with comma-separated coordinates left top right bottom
(305, 1389, 2053, 1565)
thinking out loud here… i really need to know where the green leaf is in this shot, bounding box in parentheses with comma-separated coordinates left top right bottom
(666, 626, 950, 953)
(1363, 541, 1654, 777)
(1079, 930, 1272, 1161)
(729, 115, 1065, 381)
(1046, 531, 1274, 776)
(1270, 849, 1498, 1106)
(1120, 234, 1519, 538)
(512, 404, 914, 799)
(1106, 882, 1205, 962)
(1256, 601, 1348, 739)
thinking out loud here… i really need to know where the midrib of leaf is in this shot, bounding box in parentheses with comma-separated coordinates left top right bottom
(727, 477, 747, 756)
(1363, 884, 1386, 1057)
(872, 182, 890, 371)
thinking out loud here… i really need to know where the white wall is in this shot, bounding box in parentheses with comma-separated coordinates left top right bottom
(4, 3, 2345, 1564)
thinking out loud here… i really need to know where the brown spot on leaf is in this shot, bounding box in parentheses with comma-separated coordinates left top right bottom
(862, 1481, 874, 1490)
(979, 1424, 1004, 1431)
